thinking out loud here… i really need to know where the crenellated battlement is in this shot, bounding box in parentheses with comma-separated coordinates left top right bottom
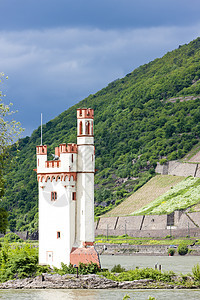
(36, 145, 47, 155)
(67, 143, 78, 153)
(59, 143, 78, 153)
(77, 108, 94, 119)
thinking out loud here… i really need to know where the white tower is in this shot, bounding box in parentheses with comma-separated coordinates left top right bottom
(36, 108, 99, 268)
(76, 108, 95, 245)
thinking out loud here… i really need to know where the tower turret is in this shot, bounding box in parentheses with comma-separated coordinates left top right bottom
(36, 145, 47, 174)
(76, 108, 95, 247)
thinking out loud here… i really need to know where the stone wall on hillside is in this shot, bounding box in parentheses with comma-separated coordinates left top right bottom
(155, 161, 200, 177)
(95, 211, 200, 238)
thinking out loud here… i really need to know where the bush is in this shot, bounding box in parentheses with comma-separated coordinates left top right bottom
(160, 158, 167, 165)
(111, 264, 126, 273)
(102, 267, 175, 282)
(3, 233, 23, 243)
(54, 262, 100, 276)
(79, 262, 100, 275)
(168, 248, 175, 256)
(178, 243, 188, 255)
(0, 243, 38, 282)
(192, 263, 200, 281)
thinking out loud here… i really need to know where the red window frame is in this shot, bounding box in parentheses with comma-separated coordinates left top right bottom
(51, 191, 57, 201)
(72, 192, 76, 201)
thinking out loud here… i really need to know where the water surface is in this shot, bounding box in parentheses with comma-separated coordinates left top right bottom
(1, 289, 200, 300)
(100, 255, 200, 274)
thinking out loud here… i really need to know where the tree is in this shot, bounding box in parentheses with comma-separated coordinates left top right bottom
(0, 208, 8, 234)
(0, 72, 23, 233)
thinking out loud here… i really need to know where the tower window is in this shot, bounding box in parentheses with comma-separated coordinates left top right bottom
(51, 191, 57, 201)
(72, 154, 73, 163)
(91, 121, 93, 135)
(79, 121, 82, 135)
(72, 192, 76, 201)
(85, 121, 90, 134)
(57, 231, 61, 239)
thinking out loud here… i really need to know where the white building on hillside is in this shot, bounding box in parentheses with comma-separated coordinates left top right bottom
(35, 108, 100, 268)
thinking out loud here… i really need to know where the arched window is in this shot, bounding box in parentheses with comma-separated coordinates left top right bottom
(85, 121, 89, 134)
(79, 121, 82, 135)
(91, 121, 93, 135)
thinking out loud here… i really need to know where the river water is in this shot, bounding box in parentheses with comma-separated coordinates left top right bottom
(1, 289, 200, 300)
(0, 255, 200, 300)
(100, 255, 200, 274)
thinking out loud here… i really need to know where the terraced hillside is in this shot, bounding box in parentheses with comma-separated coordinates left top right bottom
(104, 175, 185, 217)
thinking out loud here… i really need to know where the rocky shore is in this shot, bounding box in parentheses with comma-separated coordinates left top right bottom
(0, 273, 199, 289)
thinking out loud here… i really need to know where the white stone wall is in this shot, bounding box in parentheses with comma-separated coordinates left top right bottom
(38, 177, 76, 268)
(76, 172, 94, 244)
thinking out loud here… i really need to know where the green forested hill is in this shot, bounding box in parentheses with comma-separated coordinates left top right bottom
(2, 37, 200, 233)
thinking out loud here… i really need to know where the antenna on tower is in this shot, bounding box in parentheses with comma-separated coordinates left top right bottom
(41, 113, 43, 145)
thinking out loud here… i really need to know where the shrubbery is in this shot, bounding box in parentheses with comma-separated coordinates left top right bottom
(168, 248, 175, 256)
(0, 242, 39, 282)
(178, 243, 188, 255)
(3, 233, 23, 243)
(0, 242, 100, 282)
(101, 267, 175, 282)
(192, 263, 200, 281)
(53, 261, 100, 275)
(111, 264, 126, 273)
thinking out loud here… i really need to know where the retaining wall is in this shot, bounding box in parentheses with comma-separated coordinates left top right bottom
(156, 161, 200, 177)
(95, 211, 200, 238)
(95, 243, 200, 256)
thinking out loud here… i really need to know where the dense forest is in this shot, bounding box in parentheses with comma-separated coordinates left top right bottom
(2, 37, 200, 233)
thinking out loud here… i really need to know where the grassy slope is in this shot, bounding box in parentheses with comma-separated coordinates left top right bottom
(133, 176, 200, 215)
(104, 175, 185, 217)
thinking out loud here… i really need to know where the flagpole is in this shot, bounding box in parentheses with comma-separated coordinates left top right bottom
(41, 113, 43, 145)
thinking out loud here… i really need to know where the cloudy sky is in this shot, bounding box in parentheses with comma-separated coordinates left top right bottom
(1, 0, 200, 137)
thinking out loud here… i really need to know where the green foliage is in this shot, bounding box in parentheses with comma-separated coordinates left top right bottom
(53, 261, 100, 276)
(123, 295, 130, 300)
(0, 243, 39, 282)
(111, 264, 126, 273)
(3, 38, 200, 229)
(0, 73, 23, 233)
(178, 243, 188, 255)
(0, 208, 8, 234)
(95, 235, 195, 246)
(168, 248, 175, 256)
(159, 158, 167, 165)
(3, 233, 23, 243)
(192, 263, 200, 281)
(0, 242, 100, 282)
(101, 267, 175, 282)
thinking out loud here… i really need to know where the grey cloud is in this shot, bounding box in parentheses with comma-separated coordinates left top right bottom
(0, 24, 200, 136)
